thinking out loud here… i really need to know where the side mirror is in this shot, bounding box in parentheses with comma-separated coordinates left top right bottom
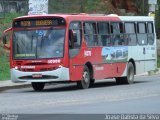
(3, 35, 7, 44)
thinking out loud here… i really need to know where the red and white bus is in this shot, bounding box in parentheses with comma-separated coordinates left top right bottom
(3, 13, 157, 91)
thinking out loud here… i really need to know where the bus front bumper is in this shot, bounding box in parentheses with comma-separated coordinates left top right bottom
(11, 66, 70, 83)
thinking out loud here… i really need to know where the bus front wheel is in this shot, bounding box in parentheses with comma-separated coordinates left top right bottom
(32, 82, 45, 91)
(77, 65, 90, 89)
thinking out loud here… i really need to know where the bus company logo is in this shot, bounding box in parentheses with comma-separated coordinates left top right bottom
(48, 59, 61, 64)
(20, 66, 35, 69)
(84, 50, 92, 57)
(95, 66, 104, 71)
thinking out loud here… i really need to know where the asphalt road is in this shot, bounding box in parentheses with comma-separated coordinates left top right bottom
(0, 75, 160, 119)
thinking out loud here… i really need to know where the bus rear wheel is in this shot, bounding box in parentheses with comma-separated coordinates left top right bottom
(125, 62, 134, 84)
(77, 65, 90, 89)
(116, 62, 134, 84)
(32, 82, 45, 91)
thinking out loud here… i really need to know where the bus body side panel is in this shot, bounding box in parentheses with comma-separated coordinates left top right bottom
(144, 44, 157, 72)
(69, 45, 128, 81)
(69, 65, 83, 81)
(128, 45, 156, 75)
(98, 46, 128, 79)
(128, 46, 145, 74)
(93, 63, 127, 79)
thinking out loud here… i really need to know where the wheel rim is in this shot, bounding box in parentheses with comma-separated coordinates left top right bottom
(83, 71, 89, 84)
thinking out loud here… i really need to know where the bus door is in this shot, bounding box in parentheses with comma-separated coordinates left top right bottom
(68, 22, 83, 80)
(137, 22, 156, 72)
(144, 22, 156, 71)
(137, 22, 148, 72)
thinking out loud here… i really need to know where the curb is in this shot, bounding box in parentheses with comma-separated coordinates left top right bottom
(0, 83, 31, 92)
(148, 68, 160, 76)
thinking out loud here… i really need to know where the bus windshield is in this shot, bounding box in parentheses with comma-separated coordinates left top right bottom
(13, 28, 65, 59)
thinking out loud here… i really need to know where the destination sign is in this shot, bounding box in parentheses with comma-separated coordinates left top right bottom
(13, 18, 66, 28)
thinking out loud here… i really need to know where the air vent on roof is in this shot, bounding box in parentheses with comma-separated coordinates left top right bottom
(107, 14, 118, 16)
(79, 13, 88, 15)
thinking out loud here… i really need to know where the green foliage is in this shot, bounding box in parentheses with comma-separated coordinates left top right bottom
(155, 0, 160, 38)
(0, 47, 10, 80)
(83, 0, 99, 13)
(48, 0, 100, 13)
(0, 13, 24, 37)
(0, 13, 24, 24)
(0, 13, 23, 81)
(49, 0, 84, 13)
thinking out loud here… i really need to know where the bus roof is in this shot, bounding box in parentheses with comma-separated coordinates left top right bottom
(119, 16, 154, 22)
(13, 13, 154, 22)
(13, 13, 120, 22)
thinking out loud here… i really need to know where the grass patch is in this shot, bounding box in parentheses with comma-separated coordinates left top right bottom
(0, 13, 24, 81)
(0, 13, 24, 37)
(0, 47, 10, 80)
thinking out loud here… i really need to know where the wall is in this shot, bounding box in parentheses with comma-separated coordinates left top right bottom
(0, 0, 28, 14)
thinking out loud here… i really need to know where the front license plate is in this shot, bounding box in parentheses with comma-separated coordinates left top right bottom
(32, 74, 42, 78)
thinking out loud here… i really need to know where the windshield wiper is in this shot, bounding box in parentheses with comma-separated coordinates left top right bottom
(40, 35, 44, 49)
(35, 35, 38, 59)
(31, 35, 33, 51)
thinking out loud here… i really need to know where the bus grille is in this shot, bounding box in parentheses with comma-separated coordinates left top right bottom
(19, 75, 58, 80)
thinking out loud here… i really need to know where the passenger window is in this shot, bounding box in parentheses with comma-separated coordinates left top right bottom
(97, 22, 110, 46)
(137, 23, 147, 45)
(124, 22, 137, 46)
(83, 22, 98, 46)
(69, 22, 82, 49)
(110, 22, 124, 46)
(148, 22, 154, 45)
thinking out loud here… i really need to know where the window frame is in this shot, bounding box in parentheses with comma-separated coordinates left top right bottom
(69, 21, 82, 49)
(147, 22, 154, 45)
(110, 22, 125, 46)
(137, 22, 148, 45)
(124, 22, 137, 46)
(97, 22, 111, 46)
(83, 21, 98, 47)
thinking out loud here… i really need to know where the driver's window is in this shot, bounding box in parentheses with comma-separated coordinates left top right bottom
(69, 22, 82, 49)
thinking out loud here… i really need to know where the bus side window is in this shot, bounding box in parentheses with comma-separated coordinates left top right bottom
(137, 22, 147, 45)
(124, 22, 137, 46)
(83, 22, 97, 47)
(110, 22, 124, 46)
(97, 22, 110, 46)
(147, 22, 154, 45)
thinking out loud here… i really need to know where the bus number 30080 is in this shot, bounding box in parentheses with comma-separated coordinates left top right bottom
(48, 59, 61, 64)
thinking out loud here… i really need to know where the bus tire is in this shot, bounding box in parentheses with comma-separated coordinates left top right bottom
(124, 62, 134, 84)
(77, 65, 90, 89)
(32, 82, 45, 91)
(89, 79, 95, 88)
(115, 77, 123, 85)
(116, 62, 134, 84)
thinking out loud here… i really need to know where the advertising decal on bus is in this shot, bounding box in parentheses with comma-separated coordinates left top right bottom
(102, 46, 128, 63)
